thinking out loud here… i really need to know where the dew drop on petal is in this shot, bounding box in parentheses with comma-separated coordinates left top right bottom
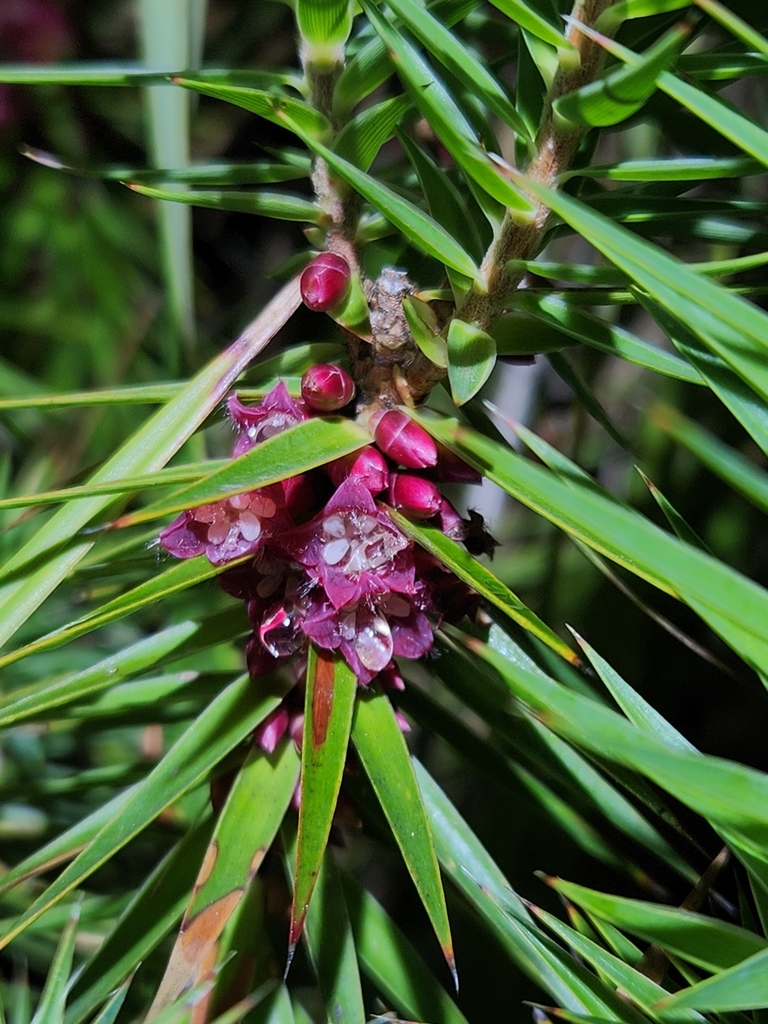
(239, 512, 262, 542)
(355, 615, 393, 672)
(194, 504, 219, 524)
(323, 537, 350, 565)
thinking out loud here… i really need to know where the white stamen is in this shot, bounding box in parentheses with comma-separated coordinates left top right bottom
(238, 512, 262, 542)
(323, 538, 350, 565)
(323, 514, 347, 538)
(229, 493, 251, 510)
(207, 521, 230, 545)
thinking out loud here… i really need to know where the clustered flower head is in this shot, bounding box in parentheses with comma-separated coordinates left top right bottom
(160, 364, 489, 690)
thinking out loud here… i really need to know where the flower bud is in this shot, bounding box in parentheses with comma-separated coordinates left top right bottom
(300, 252, 351, 312)
(301, 363, 356, 412)
(373, 410, 438, 469)
(389, 472, 442, 520)
(327, 445, 388, 494)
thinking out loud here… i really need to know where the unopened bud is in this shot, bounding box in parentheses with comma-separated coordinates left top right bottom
(327, 445, 388, 494)
(301, 363, 356, 412)
(373, 410, 438, 469)
(389, 472, 442, 520)
(300, 252, 351, 311)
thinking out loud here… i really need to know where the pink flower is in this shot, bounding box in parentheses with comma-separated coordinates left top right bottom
(159, 486, 285, 566)
(282, 478, 416, 609)
(228, 383, 308, 457)
(301, 590, 433, 684)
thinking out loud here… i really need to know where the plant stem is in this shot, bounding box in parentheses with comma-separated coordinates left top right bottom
(456, 0, 617, 331)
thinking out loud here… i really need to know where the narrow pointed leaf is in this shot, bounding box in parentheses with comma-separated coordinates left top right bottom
(506, 293, 703, 384)
(171, 78, 330, 138)
(0, 558, 227, 673)
(0, 673, 290, 951)
(504, 171, 768, 411)
(528, 903, 704, 1021)
(151, 742, 300, 1015)
(115, 416, 371, 528)
(389, 511, 579, 665)
(86, 979, 133, 1024)
(402, 295, 449, 369)
(342, 873, 470, 1024)
(554, 23, 690, 127)
(127, 183, 322, 222)
(547, 877, 768, 973)
(485, 0, 572, 49)
(446, 320, 497, 405)
(0, 276, 302, 650)
(176, 76, 482, 281)
(65, 819, 214, 1024)
(649, 403, 768, 514)
(351, 685, 455, 982)
(290, 648, 357, 951)
(417, 412, 768, 676)
(360, 1, 533, 214)
(334, 94, 412, 171)
(571, 155, 762, 181)
(29, 902, 81, 1024)
(284, 828, 365, 1024)
(658, 946, 768, 1012)
(383, 0, 531, 139)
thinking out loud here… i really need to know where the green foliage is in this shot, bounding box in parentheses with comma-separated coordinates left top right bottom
(2, 1, 768, 1022)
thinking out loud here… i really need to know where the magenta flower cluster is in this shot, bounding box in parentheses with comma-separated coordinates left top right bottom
(159, 366, 483, 687)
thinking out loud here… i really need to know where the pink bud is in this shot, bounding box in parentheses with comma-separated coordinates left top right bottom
(327, 445, 388, 494)
(373, 410, 438, 469)
(389, 472, 442, 520)
(437, 497, 467, 541)
(254, 706, 290, 753)
(300, 252, 351, 312)
(301, 363, 356, 412)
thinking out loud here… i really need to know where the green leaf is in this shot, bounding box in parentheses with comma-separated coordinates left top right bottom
(0, 558, 226, 673)
(649, 403, 768, 515)
(505, 293, 703, 384)
(342, 873, 470, 1024)
(284, 830, 365, 1024)
(382, 0, 531, 140)
(119, 416, 370, 529)
(0, 672, 291, 951)
(570, 155, 762, 181)
(290, 648, 357, 955)
(414, 761, 640, 1019)
(150, 742, 300, 1014)
(295, 0, 353, 50)
(509, 172, 768, 406)
(176, 77, 482, 282)
(170, 77, 331, 139)
(416, 412, 768, 677)
(21, 147, 312, 184)
(597, 0, 692, 33)
(0, 276, 302, 651)
(389, 511, 579, 666)
(29, 901, 81, 1024)
(65, 820, 214, 1024)
(360, 1, 533, 214)
(448, 627, 768, 854)
(527, 902, 705, 1022)
(658, 946, 768, 1012)
(402, 296, 449, 369)
(126, 182, 322, 222)
(446, 319, 497, 405)
(334, 94, 412, 171)
(0, 65, 297, 87)
(554, 22, 690, 127)
(692, 0, 768, 59)
(546, 877, 768, 973)
(485, 0, 572, 50)
(351, 685, 456, 985)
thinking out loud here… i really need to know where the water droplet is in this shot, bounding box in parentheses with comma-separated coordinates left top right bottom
(355, 614, 393, 672)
